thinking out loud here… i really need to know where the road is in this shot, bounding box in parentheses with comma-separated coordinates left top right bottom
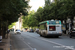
(10, 31, 75, 50)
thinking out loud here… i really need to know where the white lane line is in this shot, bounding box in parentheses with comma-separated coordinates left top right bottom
(23, 41, 37, 50)
(33, 48, 37, 50)
(24, 34, 75, 50)
(41, 39, 75, 50)
(28, 42, 31, 44)
(20, 35, 37, 50)
(19, 36, 33, 50)
(22, 40, 33, 50)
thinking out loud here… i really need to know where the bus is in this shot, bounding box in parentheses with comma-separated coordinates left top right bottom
(38, 20, 62, 37)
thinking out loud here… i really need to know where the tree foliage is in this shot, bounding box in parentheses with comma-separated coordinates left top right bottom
(34, 0, 75, 22)
(8, 22, 16, 29)
(22, 0, 75, 28)
(0, 0, 29, 26)
(22, 10, 38, 28)
(0, 0, 29, 38)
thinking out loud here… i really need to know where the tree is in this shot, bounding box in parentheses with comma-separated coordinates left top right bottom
(8, 22, 16, 29)
(23, 0, 75, 31)
(34, 7, 45, 22)
(22, 10, 38, 28)
(0, 0, 29, 38)
(45, 0, 51, 6)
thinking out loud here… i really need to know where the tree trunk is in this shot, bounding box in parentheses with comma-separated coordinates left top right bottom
(3, 27, 7, 38)
(0, 24, 1, 36)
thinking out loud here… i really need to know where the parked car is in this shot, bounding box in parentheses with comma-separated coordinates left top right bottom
(27, 29, 30, 32)
(29, 29, 34, 32)
(35, 29, 39, 33)
(21, 30, 23, 32)
(69, 28, 75, 38)
(15, 29, 21, 34)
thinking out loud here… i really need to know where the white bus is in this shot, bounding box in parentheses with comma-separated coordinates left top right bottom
(38, 20, 62, 37)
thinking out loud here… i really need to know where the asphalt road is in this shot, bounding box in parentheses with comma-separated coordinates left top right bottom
(10, 31, 75, 50)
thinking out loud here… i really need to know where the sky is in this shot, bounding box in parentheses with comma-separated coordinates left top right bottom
(29, 0, 45, 11)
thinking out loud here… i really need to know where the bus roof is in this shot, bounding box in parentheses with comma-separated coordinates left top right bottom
(39, 21, 48, 24)
(39, 20, 61, 25)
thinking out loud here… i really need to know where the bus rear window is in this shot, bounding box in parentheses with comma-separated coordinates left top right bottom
(49, 26, 56, 31)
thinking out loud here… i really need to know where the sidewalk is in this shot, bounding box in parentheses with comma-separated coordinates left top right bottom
(0, 33, 10, 50)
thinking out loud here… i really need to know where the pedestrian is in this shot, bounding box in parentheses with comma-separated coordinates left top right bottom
(7, 29, 10, 38)
(7, 29, 10, 33)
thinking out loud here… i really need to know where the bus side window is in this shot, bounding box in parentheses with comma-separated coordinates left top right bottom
(44, 24, 47, 30)
(46, 23, 47, 30)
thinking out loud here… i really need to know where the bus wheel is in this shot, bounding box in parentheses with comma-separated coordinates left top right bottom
(40, 34, 42, 36)
(56, 36, 59, 38)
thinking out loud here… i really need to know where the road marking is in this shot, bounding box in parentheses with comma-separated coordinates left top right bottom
(24, 33, 75, 50)
(33, 48, 37, 50)
(20, 36, 37, 50)
(41, 39, 75, 50)
(28, 42, 31, 44)
(22, 40, 33, 50)
(53, 46, 75, 50)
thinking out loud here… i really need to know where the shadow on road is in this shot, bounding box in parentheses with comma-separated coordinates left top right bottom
(39, 36, 63, 39)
